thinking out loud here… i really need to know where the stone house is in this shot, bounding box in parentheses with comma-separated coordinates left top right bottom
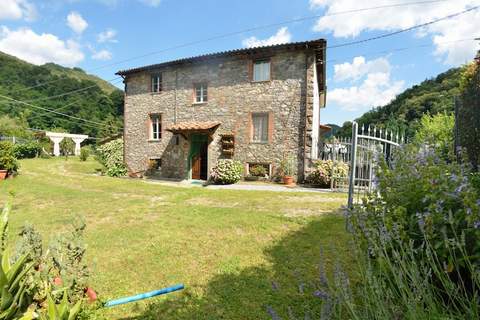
(116, 39, 327, 181)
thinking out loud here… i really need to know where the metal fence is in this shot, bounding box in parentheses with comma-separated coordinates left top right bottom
(319, 122, 403, 207)
(0, 136, 29, 144)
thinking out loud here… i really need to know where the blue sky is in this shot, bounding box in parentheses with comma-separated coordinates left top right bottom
(0, 0, 479, 125)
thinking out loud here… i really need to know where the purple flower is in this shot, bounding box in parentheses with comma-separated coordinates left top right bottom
(466, 208, 472, 216)
(416, 212, 425, 232)
(474, 221, 480, 229)
(455, 183, 468, 194)
(313, 290, 329, 300)
(266, 306, 281, 320)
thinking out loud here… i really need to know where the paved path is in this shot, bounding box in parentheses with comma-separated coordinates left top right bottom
(142, 178, 333, 193)
(204, 183, 333, 193)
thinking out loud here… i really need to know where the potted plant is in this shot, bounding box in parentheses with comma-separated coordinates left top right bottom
(0, 142, 19, 180)
(280, 155, 295, 185)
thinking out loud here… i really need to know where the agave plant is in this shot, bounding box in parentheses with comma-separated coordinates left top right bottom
(39, 291, 81, 320)
(0, 204, 32, 320)
(0, 250, 31, 320)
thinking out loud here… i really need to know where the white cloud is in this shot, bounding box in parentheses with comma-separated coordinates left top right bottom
(0, 26, 84, 66)
(92, 49, 112, 60)
(0, 0, 36, 21)
(328, 56, 404, 112)
(66, 11, 88, 34)
(138, 0, 161, 7)
(311, 0, 480, 65)
(97, 28, 117, 43)
(242, 27, 292, 48)
(334, 56, 390, 82)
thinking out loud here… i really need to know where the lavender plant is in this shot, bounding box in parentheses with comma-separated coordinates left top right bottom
(341, 144, 480, 319)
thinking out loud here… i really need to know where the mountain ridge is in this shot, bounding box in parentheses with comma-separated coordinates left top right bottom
(0, 51, 123, 138)
(334, 67, 463, 137)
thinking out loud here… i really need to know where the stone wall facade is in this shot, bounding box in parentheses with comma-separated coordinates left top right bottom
(122, 45, 324, 181)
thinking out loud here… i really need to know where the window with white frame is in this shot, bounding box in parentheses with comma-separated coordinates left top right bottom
(253, 60, 271, 82)
(194, 83, 208, 103)
(150, 114, 161, 140)
(251, 113, 269, 143)
(151, 74, 162, 93)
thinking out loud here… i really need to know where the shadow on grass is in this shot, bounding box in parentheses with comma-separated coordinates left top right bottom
(121, 213, 353, 320)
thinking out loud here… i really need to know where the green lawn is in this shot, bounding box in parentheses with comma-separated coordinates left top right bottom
(0, 158, 353, 319)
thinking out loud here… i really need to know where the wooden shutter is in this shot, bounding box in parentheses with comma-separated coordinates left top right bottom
(146, 114, 152, 140)
(247, 60, 253, 81)
(268, 111, 274, 143)
(246, 112, 253, 142)
(268, 58, 273, 81)
(160, 114, 165, 139)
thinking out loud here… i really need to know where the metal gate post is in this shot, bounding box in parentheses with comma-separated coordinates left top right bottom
(347, 122, 358, 209)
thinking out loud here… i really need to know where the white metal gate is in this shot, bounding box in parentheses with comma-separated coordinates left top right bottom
(347, 121, 403, 208)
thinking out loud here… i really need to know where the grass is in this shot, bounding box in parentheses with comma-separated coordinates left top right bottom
(0, 157, 353, 319)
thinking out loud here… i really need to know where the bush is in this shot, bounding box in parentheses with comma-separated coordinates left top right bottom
(210, 159, 243, 184)
(341, 145, 480, 318)
(0, 141, 19, 174)
(79, 147, 90, 161)
(306, 160, 348, 187)
(457, 62, 480, 169)
(413, 113, 454, 161)
(13, 141, 42, 159)
(96, 139, 127, 177)
(60, 138, 75, 157)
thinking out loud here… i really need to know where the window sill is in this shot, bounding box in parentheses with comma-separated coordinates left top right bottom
(251, 79, 271, 84)
(192, 102, 208, 106)
(147, 139, 162, 143)
(250, 141, 269, 145)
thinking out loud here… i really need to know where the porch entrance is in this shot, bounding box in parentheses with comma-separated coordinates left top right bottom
(190, 134, 208, 180)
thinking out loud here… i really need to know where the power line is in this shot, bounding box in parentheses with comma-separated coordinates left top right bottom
(93, 0, 453, 72)
(0, 2, 475, 135)
(325, 37, 479, 63)
(0, 77, 124, 125)
(0, 93, 117, 128)
(327, 5, 480, 49)
(6, 0, 453, 93)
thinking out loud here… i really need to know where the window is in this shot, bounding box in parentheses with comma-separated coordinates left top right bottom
(149, 158, 162, 170)
(150, 114, 161, 140)
(194, 83, 208, 103)
(253, 60, 271, 82)
(247, 163, 271, 177)
(252, 113, 269, 143)
(151, 74, 162, 93)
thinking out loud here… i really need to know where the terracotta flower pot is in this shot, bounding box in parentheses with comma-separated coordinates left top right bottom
(0, 170, 7, 180)
(283, 176, 294, 185)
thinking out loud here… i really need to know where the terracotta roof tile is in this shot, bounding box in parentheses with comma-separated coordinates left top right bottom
(167, 121, 221, 132)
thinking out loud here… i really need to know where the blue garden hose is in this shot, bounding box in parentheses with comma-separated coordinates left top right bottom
(104, 284, 184, 307)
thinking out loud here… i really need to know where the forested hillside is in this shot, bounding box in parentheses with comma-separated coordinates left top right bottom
(0, 51, 123, 139)
(335, 67, 463, 137)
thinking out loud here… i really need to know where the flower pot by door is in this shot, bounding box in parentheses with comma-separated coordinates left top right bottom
(0, 170, 7, 180)
(283, 176, 294, 185)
